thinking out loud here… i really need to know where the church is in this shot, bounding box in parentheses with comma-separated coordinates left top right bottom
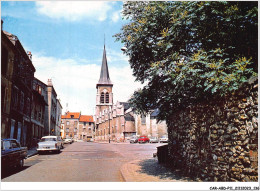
(94, 45, 168, 142)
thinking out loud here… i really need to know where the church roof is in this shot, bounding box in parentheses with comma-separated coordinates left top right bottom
(97, 45, 113, 87)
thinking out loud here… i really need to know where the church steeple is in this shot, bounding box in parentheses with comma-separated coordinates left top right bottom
(97, 45, 113, 88)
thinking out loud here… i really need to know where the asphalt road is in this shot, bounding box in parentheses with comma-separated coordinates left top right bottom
(1, 141, 164, 182)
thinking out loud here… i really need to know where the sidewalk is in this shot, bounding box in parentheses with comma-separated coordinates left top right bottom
(27, 147, 38, 158)
(120, 158, 192, 182)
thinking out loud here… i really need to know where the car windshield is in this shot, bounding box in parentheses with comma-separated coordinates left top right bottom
(151, 137, 156, 139)
(140, 136, 146, 138)
(40, 138, 56, 142)
(161, 135, 167, 138)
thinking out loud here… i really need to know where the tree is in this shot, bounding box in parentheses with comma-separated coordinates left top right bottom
(114, 1, 258, 120)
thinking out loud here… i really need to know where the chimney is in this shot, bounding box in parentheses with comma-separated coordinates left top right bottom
(1, 20, 3, 30)
(47, 79, 53, 86)
(27, 51, 32, 60)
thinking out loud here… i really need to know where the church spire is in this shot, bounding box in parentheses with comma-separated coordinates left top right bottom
(97, 45, 113, 88)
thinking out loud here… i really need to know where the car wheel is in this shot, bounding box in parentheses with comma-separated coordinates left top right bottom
(17, 158, 24, 169)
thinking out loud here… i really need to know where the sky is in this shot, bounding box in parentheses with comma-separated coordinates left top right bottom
(1, 1, 143, 115)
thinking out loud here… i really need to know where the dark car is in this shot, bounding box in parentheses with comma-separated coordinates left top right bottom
(138, 136, 150, 143)
(1, 139, 27, 169)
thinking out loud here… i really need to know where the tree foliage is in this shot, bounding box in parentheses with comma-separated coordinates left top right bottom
(114, 1, 258, 120)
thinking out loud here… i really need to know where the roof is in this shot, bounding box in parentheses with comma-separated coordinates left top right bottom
(125, 113, 135, 121)
(61, 112, 80, 119)
(96, 45, 113, 87)
(79, 115, 94, 122)
(120, 102, 131, 111)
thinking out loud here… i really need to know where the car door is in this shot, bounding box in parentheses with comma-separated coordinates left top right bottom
(2, 140, 15, 167)
(10, 140, 21, 165)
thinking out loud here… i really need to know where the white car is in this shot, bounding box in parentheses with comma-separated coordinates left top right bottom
(37, 136, 62, 154)
(159, 135, 168, 143)
(149, 136, 159, 143)
(64, 138, 73, 144)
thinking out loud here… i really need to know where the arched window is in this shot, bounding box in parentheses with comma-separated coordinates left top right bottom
(100, 92, 104, 103)
(105, 92, 109, 103)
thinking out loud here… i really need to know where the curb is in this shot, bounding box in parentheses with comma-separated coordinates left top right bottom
(27, 150, 38, 158)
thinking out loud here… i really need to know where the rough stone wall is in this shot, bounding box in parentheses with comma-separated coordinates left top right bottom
(167, 79, 258, 182)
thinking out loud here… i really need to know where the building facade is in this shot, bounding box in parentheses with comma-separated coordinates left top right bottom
(45, 79, 57, 135)
(31, 79, 48, 141)
(79, 115, 94, 141)
(3, 30, 36, 147)
(1, 27, 15, 139)
(94, 46, 136, 142)
(56, 99, 62, 136)
(61, 112, 80, 139)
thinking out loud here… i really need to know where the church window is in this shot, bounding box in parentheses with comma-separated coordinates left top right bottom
(141, 114, 146, 125)
(100, 92, 104, 103)
(105, 92, 109, 103)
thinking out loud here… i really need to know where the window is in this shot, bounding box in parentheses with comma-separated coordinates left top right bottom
(100, 92, 104, 103)
(11, 86, 19, 110)
(84, 122, 86, 126)
(20, 92, 24, 112)
(1, 46, 8, 76)
(141, 114, 146, 125)
(11, 140, 19, 148)
(89, 122, 91, 126)
(105, 92, 109, 103)
(66, 121, 69, 125)
(70, 115, 74, 118)
(1, 86, 5, 112)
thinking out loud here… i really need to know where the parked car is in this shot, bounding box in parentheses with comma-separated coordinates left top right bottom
(129, 136, 138, 143)
(138, 136, 150, 143)
(149, 136, 159, 143)
(1, 139, 27, 169)
(159, 135, 168, 143)
(37, 136, 63, 154)
(64, 138, 73, 144)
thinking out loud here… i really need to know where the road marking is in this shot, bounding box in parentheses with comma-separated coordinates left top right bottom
(72, 159, 79, 161)
(39, 159, 46, 160)
(83, 159, 90, 161)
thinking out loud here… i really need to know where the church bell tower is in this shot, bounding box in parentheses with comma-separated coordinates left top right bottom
(95, 45, 113, 125)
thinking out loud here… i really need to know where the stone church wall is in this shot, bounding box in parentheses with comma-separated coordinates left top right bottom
(167, 78, 258, 181)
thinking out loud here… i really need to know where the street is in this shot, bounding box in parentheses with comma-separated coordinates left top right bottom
(1, 142, 164, 182)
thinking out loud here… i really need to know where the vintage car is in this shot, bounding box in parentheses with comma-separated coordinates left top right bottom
(159, 135, 168, 143)
(37, 136, 63, 154)
(64, 138, 73, 144)
(129, 136, 138, 143)
(1, 139, 27, 169)
(138, 136, 150, 143)
(149, 136, 159, 143)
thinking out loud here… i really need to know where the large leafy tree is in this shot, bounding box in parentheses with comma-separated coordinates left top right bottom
(114, 1, 258, 120)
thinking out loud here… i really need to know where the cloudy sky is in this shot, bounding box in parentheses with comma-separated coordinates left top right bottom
(1, 1, 143, 115)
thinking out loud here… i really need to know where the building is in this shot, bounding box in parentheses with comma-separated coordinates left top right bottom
(56, 99, 63, 136)
(45, 79, 57, 135)
(134, 109, 168, 138)
(1, 24, 15, 139)
(79, 115, 94, 141)
(95, 45, 136, 142)
(61, 112, 81, 139)
(3, 30, 36, 147)
(94, 45, 168, 142)
(31, 78, 48, 140)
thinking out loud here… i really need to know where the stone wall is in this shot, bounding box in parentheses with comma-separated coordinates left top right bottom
(167, 78, 258, 181)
